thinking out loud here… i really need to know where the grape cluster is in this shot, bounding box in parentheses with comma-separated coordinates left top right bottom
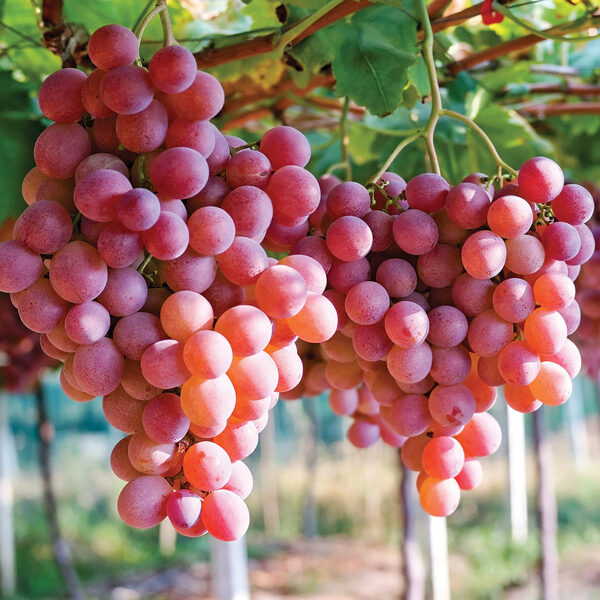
(281, 158, 593, 517)
(0, 20, 595, 532)
(0, 25, 337, 541)
(573, 184, 600, 380)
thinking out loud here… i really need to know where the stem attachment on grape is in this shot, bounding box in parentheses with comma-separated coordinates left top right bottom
(137, 253, 153, 274)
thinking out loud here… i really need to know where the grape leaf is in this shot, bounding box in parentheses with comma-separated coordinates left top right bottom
(329, 6, 418, 117)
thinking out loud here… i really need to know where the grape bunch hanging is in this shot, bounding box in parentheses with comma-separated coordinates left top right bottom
(0, 17, 595, 540)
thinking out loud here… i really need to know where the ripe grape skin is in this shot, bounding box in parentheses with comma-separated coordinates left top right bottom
(422, 436, 465, 479)
(497, 340, 540, 386)
(380, 394, 430, 437)
(214, 419, 259, 462)
(492, 277, 535, 323)
(202, 489, 250, 541)
(0, 241, 43, 293)
(542, 222, 581, 262)
(467, 309, 514, 358)
(540, 338, 581, 379)
(266, 165, 321, 223)
(445, 183, 491, 229)
(88, 24, 139, 71)
(387, 342, 433, 384)
(142, 393, 190, 444)
(326, 182, 371, 219)
(455, 412, 502, 457)
(100, 65, 154, 115)
(121, 359, 163, 401)
(217, 237, 268, 287)
(363, 210, 394, 252)
(328, 258, 371, 294)
(75, 153, 129, 183)
(34, 123, 91, 179)
(221, 185, 273, 239)
(326, 215, 373, 262)
(393, 209, 439, 255)
(183, 330, 233, 379)
(259, 125, 311, 170)
(419, 477, 460, 517)
(97, 222, 143, 269)
(345, 281, 389, 326)
(225, 150, 272, 189)
(150, 147, 209, 200)
(417, 244, 463, 289)
(166, 490, 202, 530)
(215, 304, 272, 357)
(148, 45, 197, 94)
(228, 352, 279, 400)
(38, 68, 87, 123)
(73, 337, 124, 397)
(279, 255, 327, 294)
(102, 386, 145, 434)
(352, 321, 393, 362)
(160, 290, 214, 342)
(17, 278, 69, 333)
(111, 436, 142, 481)
(263, 220, 309, 253)
(65, 301, 111, 346)
(461, 230, 506, 279)
(567, 223, 595, 266)
(142, 212, 190, 261)
(81, 69, 113, 118)
(183, 441, 232, 491)
(269, 344, 303, 392)
(451, 273, 495, 317)
(163, 248, 217, 294)
(117, 188, 161, 232)
(428, 383, 475, 427)
(97, 268, 148, 317)
(223, 461, 253, 500)
(128, 432, 175, 475)
(49, 241, 108, 304)
(170, 71, 225, 121)
(113, 312, 165, 360)
(405, 173, 450, 212)
(22, 166, 47, 204)
(255, 265, 307, 320)
(505, 234, 546, 275)
(181, 375, 236, 427)
(207, 131, 231, 175)
(347, 418, 380, 449)
(533, 272, 575, 311)
(427, 305, 468, 348)
(551, 183, 594, 225)
(75, 168, 133, 222)
(286, 293, 338, 344)
(165, 119, 216, 157)
(140, 339, 191, 389)
(523, 308, 567, 354)
(430, 344, 471, 386)
(462, 362, 497, 412)
(117, 475, 172, 530)
(187, 175, 230, 211)
(375, 259, 417, 299)
(486, 194, 533, 239)
(116, 100, 169, 153)
(384, 301, 429, 348)
(518, 156, 564, 204)
(455, 459, 482, 490)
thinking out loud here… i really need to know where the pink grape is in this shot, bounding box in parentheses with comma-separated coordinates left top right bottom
(121, 359, 163, 401)
(187, 175, 231, 210)
(65, 301, 111, 345)
(0, 241, 43, 293)
(523, 308, 567, 354)
(97, 268, 147, 317)
(417, 244, 463, 288)
(203, 271, 245, 318)
(75, 153, 128, 183)
(128, 432, 175, 475)
(113, 312, 166, 360)
(387, 342, 433, 384)
(384, 301, 429, 348)
(102, 386, 145, 434)
(166, 490, 202, 529)
(255, 265, 307, 319)
(467, 309, 514, 357)
(455, 412, 502, 457)
(226, 150, 272, 189)
(215, 304, 271, 357)
(540, 338, 581, 379)
(142, 212, 189, 260)
(181, 375, 236, 427)
(170, 71, 225, 121)
(422, 437, 465, 479)
(143, 393, 190, 444)
(428, 383, 475, 428)
(455, 459, 483, 490)
(17, 278, 68, 333)
(405, 173, 450, 212)
(73, 337, 124, 396)
(97, 222, 143, 268)
(117, 476, 172, 529)
(266, 165, 320, 223)
(363, 210, 394, 252)
(88, 24, 139, 71)
(326, 182, 371, 218)
(150, 147, 208, 199)
(217, 237, 268, 286)
(551, 183, 594, 225)
(286, 292, 338, 343)
(183, 330, 233, 379)
(497, 340, 540, 386)
(445, 183, 490, 229)
(223, 461, 253, 500)
(141, 339, 190, 389)
(461, 230, 506, 279)
(34, 123, 91, 179)
(110, 436, 142, 482)
(376, 258, 417, 298)
(160, 290, 213, 342)
(492, 277, 535, 323)
(380, 394, 430, 437)
(487, 194, 533, 238)
(352, 321, 393, 362)
(259, 125, 311, 169)
(148, 45, 197, 93)
(529, 362, 572, 406)
(202, 489, 250, 541)
(38, 68, 86, 123)
(427, 305, 468, 348)
(429, 344, 471, 386)
(345, 281, 389, 325)
(165, 119, 216, 157)
(116, 99, 168, 152)
(221, 185, 273, 238)
(328, 258, 371, 294)
(49, 241, 108, 303)
(518, 156, 564, 204)
(228, 352, 278, 400)
(214, 419, 259, 462)
(393, 209, 439, 255)
(74, 168, 133, 222)
(163, 248, 217, 294)
(347, 418, 380, 449)
(279, 254, 327, 294)
(326, 215, 373, 262)
(505, 234, 546, 275)
(81, 69, 113, 118)
(206, 131, 231, 175)
(117, 188, 161, 232)
(567, 223, 595, 266)
(451, 273, 495, 317)
(183, 441, 232, 491)
(533, 272, 575, 311)
(542, 222, 581, 262)
(263, 220, 309, 252)
(419, 477, 460, 517)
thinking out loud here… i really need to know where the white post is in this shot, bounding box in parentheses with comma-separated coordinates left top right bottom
(428, 516, 450, 600)
(159, 519, 177, 556)
(567, 375, 589, 469)
(0, 393, 16, 596)
(210, 537, 251, 600)
(506, 404, 528, 543)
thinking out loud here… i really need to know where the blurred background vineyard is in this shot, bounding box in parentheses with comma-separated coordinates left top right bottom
(1, 0, 600, 598)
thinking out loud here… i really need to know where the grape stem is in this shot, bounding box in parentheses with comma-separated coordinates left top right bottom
(135, 0, 175, 48)
(439, 109, 519, 179)
(340, 97, 352, 181)
(137, 253, 154, 274)
(367, 132, 422, 183)
(416, 0, 442, 175)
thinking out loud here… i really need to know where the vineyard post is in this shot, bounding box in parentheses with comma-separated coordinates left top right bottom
(260, 417, 280, 535)
(506, 399, 529, 543)
(532, 407, 559, 600)
(399, 458, 425, 600)
(566, 376, 589, 469)
(210, 537, 250, 600)
(428, 516, 450, 600)
(0, 392, 16, 596)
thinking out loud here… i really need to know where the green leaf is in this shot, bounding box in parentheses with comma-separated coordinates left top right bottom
(407, 57, 429, 98)
(330, 6, 418, 117)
